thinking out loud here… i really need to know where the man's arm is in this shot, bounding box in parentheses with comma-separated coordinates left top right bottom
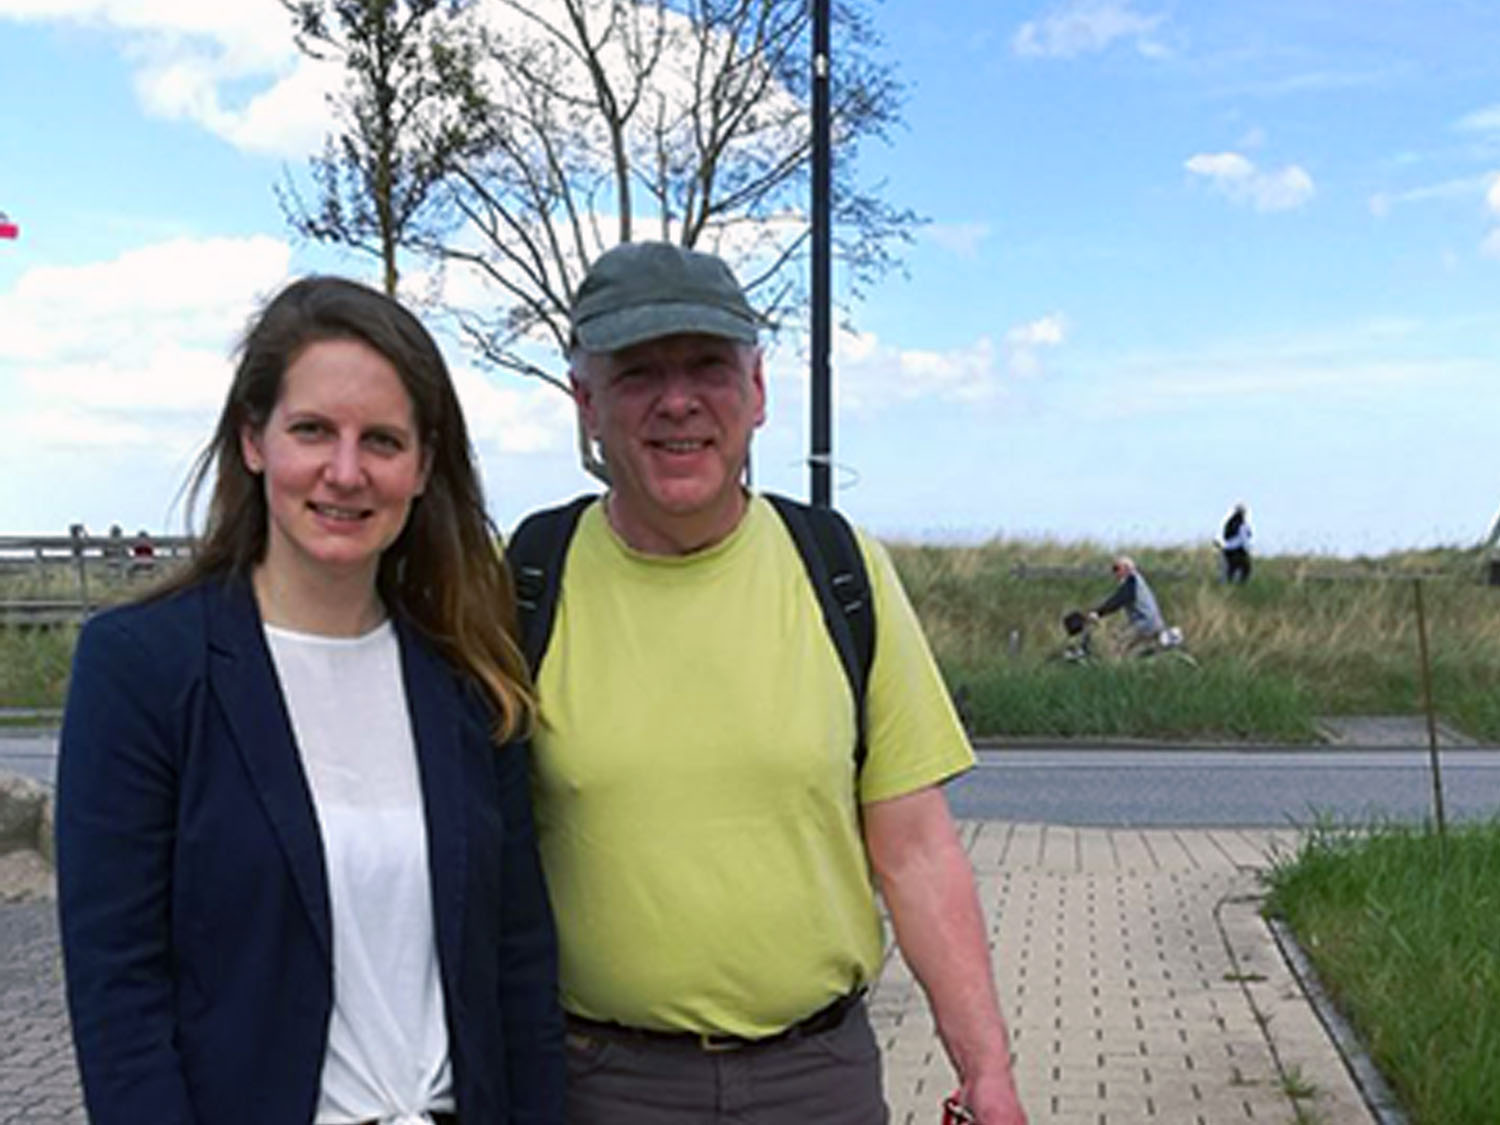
(864, 786, 1028, 1124)
(1092, 573, 1135, 618)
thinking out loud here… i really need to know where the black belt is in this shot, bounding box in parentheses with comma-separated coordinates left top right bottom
(565, 988, 865, 1053)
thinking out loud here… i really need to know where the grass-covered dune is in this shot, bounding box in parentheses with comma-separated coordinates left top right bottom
(887, 539, 1500, 743)
(5, 541, 1499, 743)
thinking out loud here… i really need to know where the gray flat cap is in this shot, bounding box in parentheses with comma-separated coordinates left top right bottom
(569, 242, 759, 352)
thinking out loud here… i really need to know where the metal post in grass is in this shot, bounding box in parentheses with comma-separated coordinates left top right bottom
(1413, 578, 1446, 838)
(69, 522, 91, 618)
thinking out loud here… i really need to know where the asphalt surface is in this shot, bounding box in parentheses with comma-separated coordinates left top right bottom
(952, 746, 1500, 826)
(0, 733, 54, 788)
(10, 729, 1500, 827)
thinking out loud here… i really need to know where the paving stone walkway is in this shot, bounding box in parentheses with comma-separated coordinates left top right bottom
(2, 822, 1377, 1124)
(874, 821, 1376, 1125)
(0, 899, 83, 1125)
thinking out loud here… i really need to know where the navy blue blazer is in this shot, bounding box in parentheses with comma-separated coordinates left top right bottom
(56, 578, 564, 1124)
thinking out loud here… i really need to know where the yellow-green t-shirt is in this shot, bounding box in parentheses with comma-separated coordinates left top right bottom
(531, 495, 973, 1037)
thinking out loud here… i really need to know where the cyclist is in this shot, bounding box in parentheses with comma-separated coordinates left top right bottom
(1088, 556, 1165, 655)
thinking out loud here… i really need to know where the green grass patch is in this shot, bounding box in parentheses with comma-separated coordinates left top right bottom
(945, 656, 1317, 741)
(1266, 820, 1500, 1123)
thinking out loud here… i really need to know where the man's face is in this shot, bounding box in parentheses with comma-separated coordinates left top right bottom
(574, 332, 765, 551)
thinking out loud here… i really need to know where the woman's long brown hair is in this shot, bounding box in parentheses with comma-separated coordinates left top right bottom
(159, 276, 534, 740)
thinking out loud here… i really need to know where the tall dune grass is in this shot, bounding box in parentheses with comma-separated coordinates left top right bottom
(0, 560, 171, 718)
(0, 626, 76, 714)
(888, 540, 1500, 742)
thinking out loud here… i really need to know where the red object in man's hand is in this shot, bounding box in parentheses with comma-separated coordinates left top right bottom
(0, 217, 18, 239)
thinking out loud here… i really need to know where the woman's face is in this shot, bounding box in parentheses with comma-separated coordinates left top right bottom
(241, 337, 431, 588)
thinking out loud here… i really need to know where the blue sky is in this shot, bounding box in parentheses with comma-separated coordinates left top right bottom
(2, 0, 1498, 554)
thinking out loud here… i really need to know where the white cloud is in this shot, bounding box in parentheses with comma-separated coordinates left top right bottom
(1184, 151, 1315, 213)
(1006, 314, 1066, 348)
(1184, 152, 1254, 181)
(451, 366, 575, 455)
(1080, 320, 1489, 418)
(0, 234, 580, 498)
(20, 346, 234, 414)
(1012, 0, 1166, 60)
(926, 222, 993, 258)
(824, 312, 1067, 411)
(0, 236, 292, 369)
(131, 43, 337, 157)
(0, 0, 334, 156)
(1252, 166, 1316, 211)
(826, 329, 997, 410)
(0, 237, 294, 472)
(1229, 68, 1397, 99)
(1455, 104, 1500, 133)
(1132, 357, 1473, 407)
(1005, 313, 1067, 378)
(225, 58, 339, 155)
(1368, 172, 1500, 257)
(1367, 173, 1494, 218)
(0, 0, 290, 55)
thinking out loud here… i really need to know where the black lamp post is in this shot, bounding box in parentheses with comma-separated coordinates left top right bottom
(809, 0, 832, 507)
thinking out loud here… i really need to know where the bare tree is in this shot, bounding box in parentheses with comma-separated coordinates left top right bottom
(283, 0, 919, 473)
(278, 0, 486, 296)
(436, 0, 917, 382)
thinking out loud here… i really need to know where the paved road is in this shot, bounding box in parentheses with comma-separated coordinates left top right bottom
(11, 731, 1500, 828)
(0, 734, 54, 788)
(952, 746, 1500, 826)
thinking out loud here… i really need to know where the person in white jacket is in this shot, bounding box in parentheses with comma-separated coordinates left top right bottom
(1218, 503, 1253, 583)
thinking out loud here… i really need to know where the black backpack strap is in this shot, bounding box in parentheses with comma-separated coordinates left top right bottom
(506, 495, 597, 674)
(764, 493, 876, 772)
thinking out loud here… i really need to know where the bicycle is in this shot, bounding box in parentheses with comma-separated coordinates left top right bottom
(1050, 610, 1199, 669)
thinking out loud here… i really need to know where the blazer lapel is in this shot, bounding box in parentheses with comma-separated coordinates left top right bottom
(398, 620, 470, 994)
(206, 579, 333, 964)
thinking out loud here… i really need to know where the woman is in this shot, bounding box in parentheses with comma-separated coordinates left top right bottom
(1219, 502, 1252, 584)
(56, 277, 564, 1124)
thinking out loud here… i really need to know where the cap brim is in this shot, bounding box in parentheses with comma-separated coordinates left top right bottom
(573, 303, 758, 352)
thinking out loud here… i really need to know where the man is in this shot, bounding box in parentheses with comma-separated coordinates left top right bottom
(1088, 555, 1165, 653)
(523, 241, 1026, 1124)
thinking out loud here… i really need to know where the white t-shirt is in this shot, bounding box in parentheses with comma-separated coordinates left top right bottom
(265, 621, 453, 1125)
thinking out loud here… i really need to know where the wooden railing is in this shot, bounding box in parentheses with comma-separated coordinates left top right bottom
(0, 530, 194, 627)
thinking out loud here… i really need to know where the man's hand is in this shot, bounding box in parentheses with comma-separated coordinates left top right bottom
(959, 1069, 1029, 1123)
